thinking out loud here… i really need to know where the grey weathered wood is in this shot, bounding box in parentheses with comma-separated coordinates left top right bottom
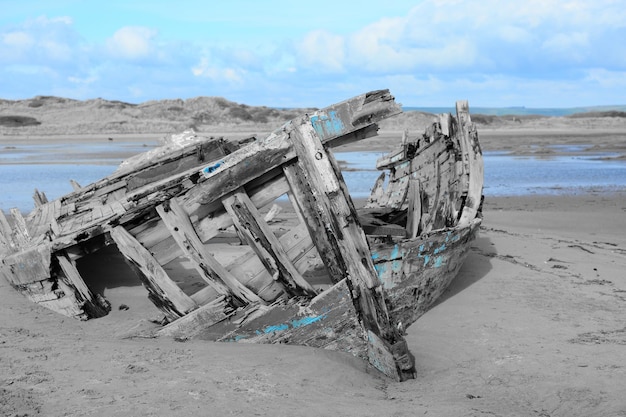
(32, 189, 48, 207)
(56, 253, 109, 318)
(282, 162, 345, 284)
(156, 198, 264, 305)
(456, 100, 483, 227)
(285, 117, 414, 380)
(0, 210, 15, 254)
(69, 179, 82, 191)
(222, 189, 316, 297)
(406, 179, 422, 239)
(1, 244, 52, 285)
(109, 225, 197, 320)
(10, 208, 30, 248)
(223, 221, 317, 303)
(157, 295, 233, 339)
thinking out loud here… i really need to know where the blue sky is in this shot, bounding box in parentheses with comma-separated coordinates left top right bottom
(1, 0, 625, 108)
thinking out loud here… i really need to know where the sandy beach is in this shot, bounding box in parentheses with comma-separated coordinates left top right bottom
(1, 124, 626, 416)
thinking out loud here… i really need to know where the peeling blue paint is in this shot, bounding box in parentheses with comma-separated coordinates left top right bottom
(374, 263, 387, 278)
(311, 111, 344, 138)
(263, 323, 289, 333)
(202, 161, 224, 175)
(390, 244, 400, 259)
(260, 314, 328, 335)
(291, 315, 325, 328)
(391, 260, 402, 273)
(434, 243, 446, 254)
(434, 256, 445, 268)
(423, 254, 430, 266)
(371, 252, 380, 261)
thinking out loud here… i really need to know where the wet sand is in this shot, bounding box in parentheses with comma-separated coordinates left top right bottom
(1, 127, 626, 416)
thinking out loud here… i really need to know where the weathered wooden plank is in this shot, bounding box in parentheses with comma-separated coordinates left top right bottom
(156, 198, 264, 305)
(49, 199, 61, 236)
(157, 295, 234, 339)
(286, 118, 415, 380)
(0, 209, 14, 254)
(109, 225, 198, 320)
(222, 189, 316, 297)
(32, 189, 48, 207)
(358, 211, 407, 237)
(0, 244, 52, 285)
(131, 167, 290, 267)
(56, 253, 109, 318)
(193, 171, 290, 243)
(370, 220, 480, 329)
(25, 200, 60, 244)
(10, 208, 30, 248)
(406, 179, 422, 238)
(69, 179, 82, 191)
(36, 278, 88, 320)
(117, 136, 239, 184)
(282, 162, 345, 284)
(58, 201, 76, 219)
(456, 100, 483, 227)
(311, 89, 401, 146)
(224, 220, 322, 300)
(207, 279, 368, 358)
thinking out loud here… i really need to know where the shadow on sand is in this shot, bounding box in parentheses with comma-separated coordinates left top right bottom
(434, 233, 494, 307)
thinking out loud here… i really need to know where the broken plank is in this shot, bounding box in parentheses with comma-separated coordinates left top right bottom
(0, 209, 14, 254)
(222, 189, 316, 297)
(32, 189, 48, 207)
(10, 208, 30, 248)
(287, 117, 414, 379)
(109, 225, 198, 320)
(456, 100, 483, 227)
(56, 253, 109, 318)
(69, 179, 82, 191)
(157, 295, 234, 339)
(405, 179, 422, 238)
(156, 198, 264, 306)
(0, 244, 52, 286)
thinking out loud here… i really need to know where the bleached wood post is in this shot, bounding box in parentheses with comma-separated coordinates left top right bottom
(456, 100, 483, 227)
(222, 189, 317, 297)
(109, 225, 198, 320)
(284, 116, 415, 381)
(156, 197, 264, 306)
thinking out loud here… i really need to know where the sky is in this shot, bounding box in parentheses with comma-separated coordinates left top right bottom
(1, 0, 626, 108)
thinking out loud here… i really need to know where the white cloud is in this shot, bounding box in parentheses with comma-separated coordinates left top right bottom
(2, 31, 34, 48)
(0, 15, 79, 64)
(296, 30, 345, 72)
(541, 32, 589, 60)
(192, 56, 244, 83)
(106, 26, 157, 60)
(584, 68, 626, 88)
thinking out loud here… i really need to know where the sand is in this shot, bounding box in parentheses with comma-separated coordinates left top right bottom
(1, 126, 626, 416)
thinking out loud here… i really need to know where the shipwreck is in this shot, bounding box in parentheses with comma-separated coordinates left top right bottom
(0, 90, 483, 381)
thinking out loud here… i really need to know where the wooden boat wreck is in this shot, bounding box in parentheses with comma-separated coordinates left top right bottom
(0, 90, 483, 381)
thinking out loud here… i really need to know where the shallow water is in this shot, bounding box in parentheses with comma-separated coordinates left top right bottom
(1, 143, 625, 212)
(336, 150, 626, 199)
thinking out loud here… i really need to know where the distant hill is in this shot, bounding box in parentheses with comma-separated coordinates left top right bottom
(0, 95, 317, 135)
(1, 95, 626, 135)
(407, 105, 626, 117)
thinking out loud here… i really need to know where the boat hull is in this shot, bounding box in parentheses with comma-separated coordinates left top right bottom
(370, 218, 481, 330)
